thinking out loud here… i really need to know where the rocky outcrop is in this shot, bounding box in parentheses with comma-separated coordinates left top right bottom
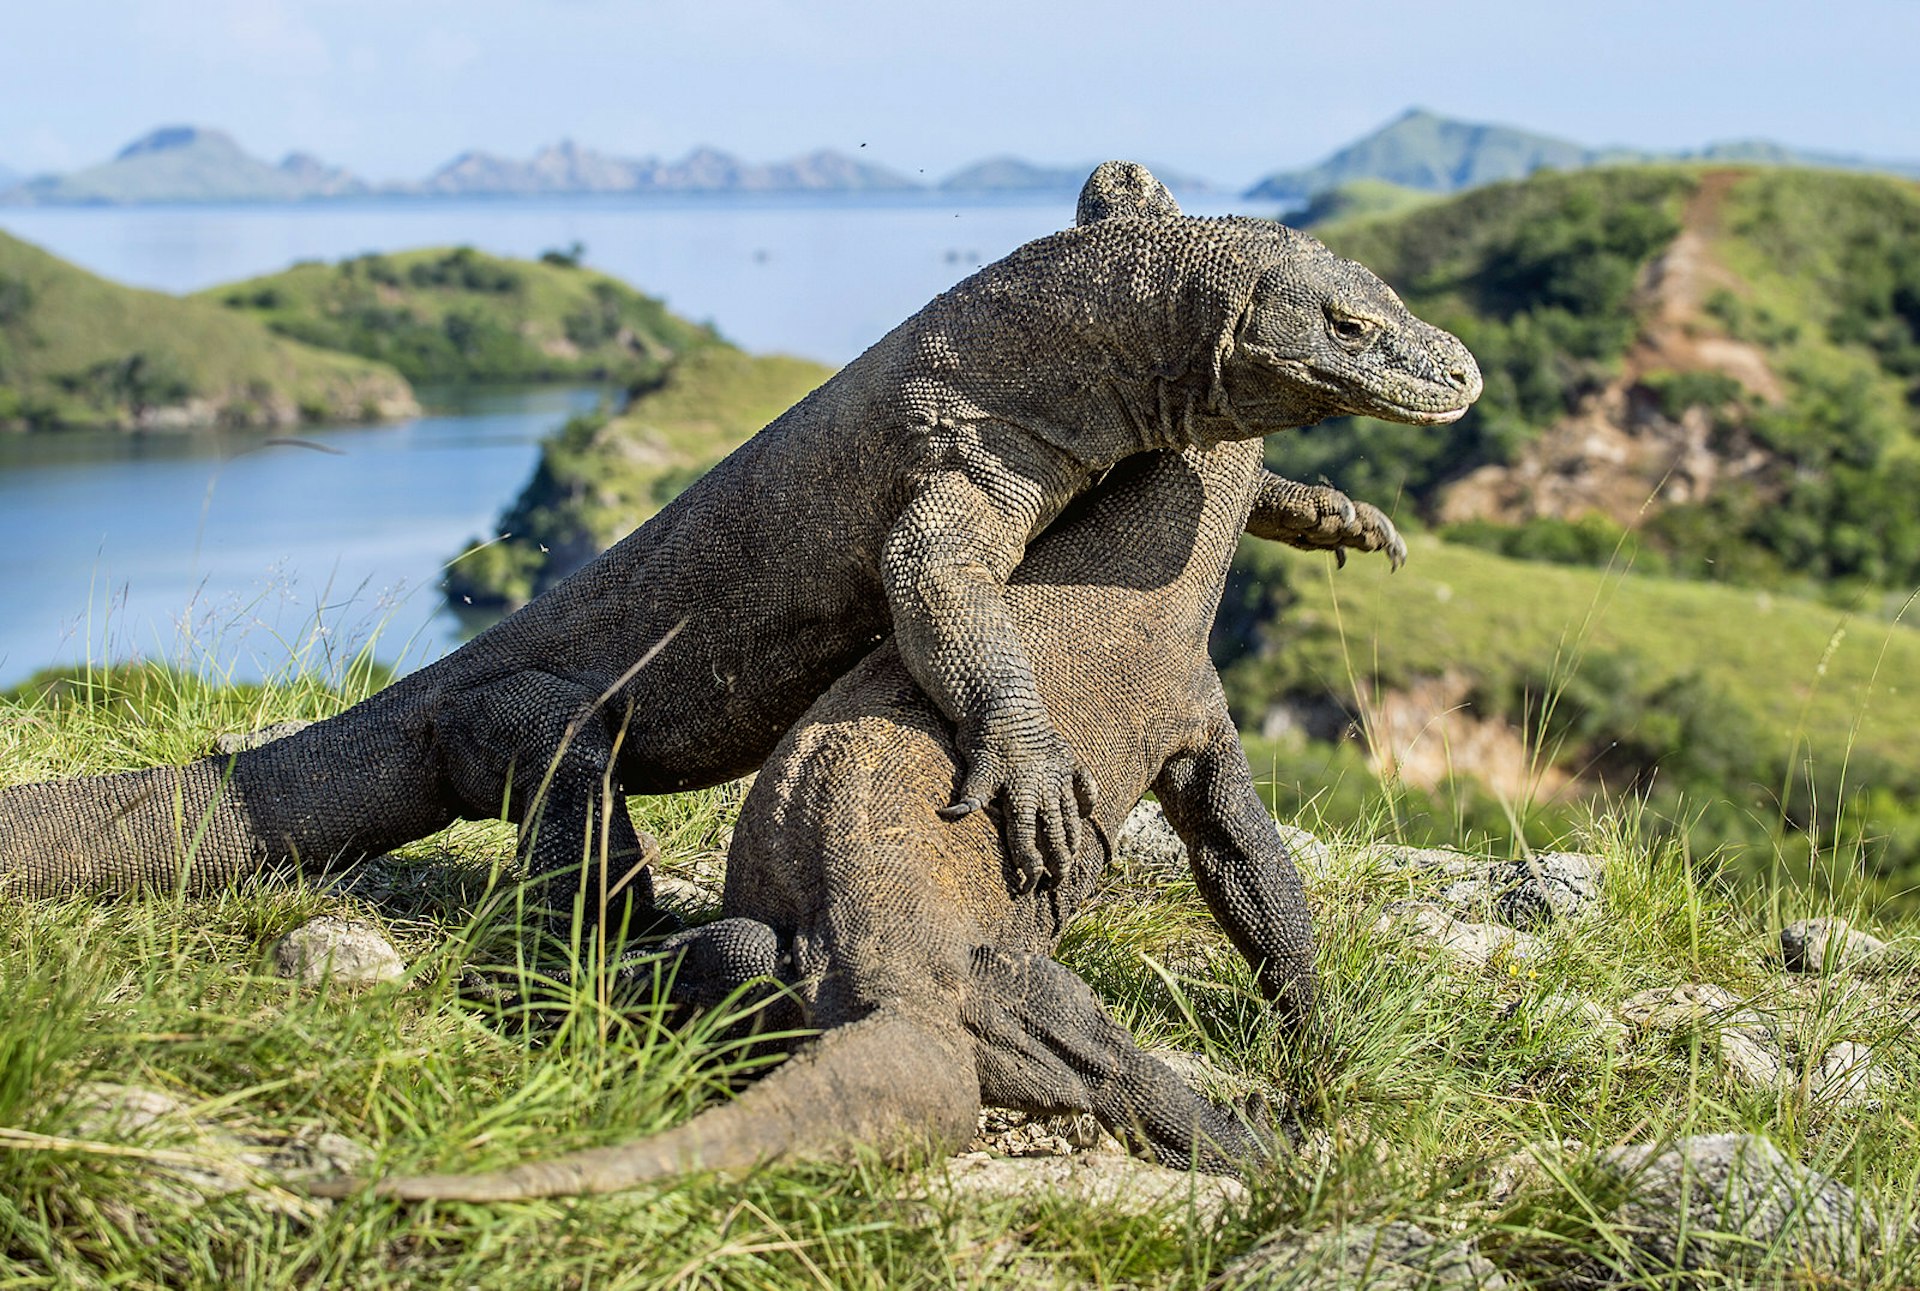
(271, 916, 405, 988)
(1572, 1135, 1879, 1285)
(1780, 917, 1893, 974)
(1220, 1220, 1507, 1290)
(66, 1082, 368, 1214)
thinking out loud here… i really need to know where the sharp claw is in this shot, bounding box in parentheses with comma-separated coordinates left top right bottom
(940, 797, 983, 819)
(1334, 548, 1347, 569)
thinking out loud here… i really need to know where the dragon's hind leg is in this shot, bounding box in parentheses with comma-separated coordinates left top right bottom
(438, 670, 668, 941)
(961, 948, 1275, 1175)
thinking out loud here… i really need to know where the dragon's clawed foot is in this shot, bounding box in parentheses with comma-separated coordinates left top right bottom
(944, 713, 1098, 893)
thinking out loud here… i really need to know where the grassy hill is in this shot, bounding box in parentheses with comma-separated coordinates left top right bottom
(1269, 164, 1920, 601)
(445, 345, 833, 608)
(1286, 178, 1436, 227)
(1220, 532, 1920, 903)
(4, 665, 1919, 1286)
(205, 246, 721, 386)
(0, 230, 415, 431)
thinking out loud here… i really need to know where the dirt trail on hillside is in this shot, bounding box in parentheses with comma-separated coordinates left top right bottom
(1437, 169, 1779, 528)
(1628, 169, 1783, 402)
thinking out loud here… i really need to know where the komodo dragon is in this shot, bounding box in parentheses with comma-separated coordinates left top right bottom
(1, 163, 1478, 933)
(315, 430, 1416, 1201)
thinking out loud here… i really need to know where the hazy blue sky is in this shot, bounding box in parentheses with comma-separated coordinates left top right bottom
(3, 0, 1914, 187)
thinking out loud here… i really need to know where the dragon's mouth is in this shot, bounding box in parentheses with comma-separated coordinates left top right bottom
(1349, 389, 1473, 427)
(1384, 402, 1469, 426)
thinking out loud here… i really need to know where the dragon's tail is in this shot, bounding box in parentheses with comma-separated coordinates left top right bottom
(1, 693, 454, 899)
(0, 759, 271, 897)
(311, 1010, 981, 1202)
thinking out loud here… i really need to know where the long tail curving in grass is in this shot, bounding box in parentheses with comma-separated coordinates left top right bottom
(307, 1009, 980, 1201)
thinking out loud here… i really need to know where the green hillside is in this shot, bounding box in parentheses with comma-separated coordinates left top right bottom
(1220, 532, 1920, 901)
(1270, 165, 1920, 601)
(204, 246, 721, 385)
(446, 345, 833, 608)
(0, 230, 415, 431)
(1287, 178, 1435, 227)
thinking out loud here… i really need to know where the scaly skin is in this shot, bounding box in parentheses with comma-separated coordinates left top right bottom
(316, 440, 1413, 1200)
(312, 167, 1464, 1203)
(1, 162, 1477, 930)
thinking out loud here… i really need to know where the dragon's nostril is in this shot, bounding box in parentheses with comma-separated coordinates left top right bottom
(1447, 366, 1473, 389)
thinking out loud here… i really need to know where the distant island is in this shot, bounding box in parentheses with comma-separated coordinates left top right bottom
(0, 227, 414, 431)
(0, 128, 1218, 206)
(1245, 107, 1920, 205)
(2, 112, 1916, 210)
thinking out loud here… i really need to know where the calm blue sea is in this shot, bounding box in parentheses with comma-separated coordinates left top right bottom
(0, 192, 1253, 688)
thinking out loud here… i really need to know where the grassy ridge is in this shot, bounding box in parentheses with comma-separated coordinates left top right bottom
(205, 246, 720, 386)
(1276, 165, 1920, 597)
(3, 667, 1918, 1286)
(1221, 533, 1920, 902)
(446, 346, 834, 608)
(0, 231, 415, 431)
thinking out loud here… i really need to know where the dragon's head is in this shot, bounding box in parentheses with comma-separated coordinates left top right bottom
(1218, 227, 1481, 432)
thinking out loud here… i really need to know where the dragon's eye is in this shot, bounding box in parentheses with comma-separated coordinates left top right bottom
(1330, 315, 1373, 342)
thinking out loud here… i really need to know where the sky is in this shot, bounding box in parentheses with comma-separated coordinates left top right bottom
(1, 0, 1915, 189)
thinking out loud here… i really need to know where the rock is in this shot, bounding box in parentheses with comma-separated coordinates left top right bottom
(1811, 1041, 1889, 1109)
(1359, 844, 1481, 879)
(652, 873, 721, 914)
(1375, 901, 1543, 967)
(71, 1082, 194, 1138)
(1493, 853, 1603, 928)
(1716, 1028, 1787, 1088)
(210, 720, 313, 756)
(1116, 799, 1330, 885)
(1275, 824, 1334, 882)
(1218, 1220, 1507, 1289)
(271, 916, 405, 987)
(1616, 983, 1752, 1031)
(926, 1152, 1248, 1224)
(1780, 918, 1890, 974)
(1150, 1048, 1275, 1106)
(1485, 1138, 1587, 1207)
(1576, 1134, 1879, 1283)
(65, 1081, 368, 1212)
(1616, 984, 1783, 1088)
(1115, 799, 1189, 878)
(1434, 853, 1602, 929)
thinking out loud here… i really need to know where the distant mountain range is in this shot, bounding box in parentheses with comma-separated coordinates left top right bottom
(0, 127, 1219, 205)
(3, 114, 1916, 207)
(1245, 108, 1920, 203)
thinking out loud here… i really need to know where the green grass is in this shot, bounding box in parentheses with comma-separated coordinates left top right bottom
(0, 231, 414, 431)
(1231, 535, 1920, 776)
(202, 247, 721, 386)
(5, 663, 1920, 1286)
(1287, 179, 1438, 228)
(1220, 533, 1920, 906)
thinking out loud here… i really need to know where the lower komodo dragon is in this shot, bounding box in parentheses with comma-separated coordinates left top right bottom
(1, 163, 1478, 935)
(316, 415, 1411, 1200)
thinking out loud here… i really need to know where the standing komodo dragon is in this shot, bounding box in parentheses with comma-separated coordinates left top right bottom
(1, 163, 1478, 931)
(316, 429, 1416, 1200)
